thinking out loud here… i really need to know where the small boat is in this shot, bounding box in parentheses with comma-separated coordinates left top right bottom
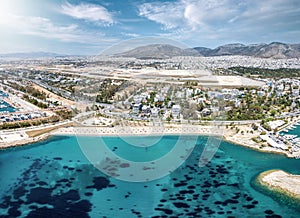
(283, 134, 298, 140)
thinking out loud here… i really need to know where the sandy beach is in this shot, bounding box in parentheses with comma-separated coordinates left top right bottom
(0, 123, 225, 149)
(51, 124, 226, 137)
(0, 122, 297, 157)
(0, 132, 50, 149)
(257, 170, 300, 202)
(0, 121, 73, 149)
(2, 121, 300, 159)
(52, 124, 300, 157)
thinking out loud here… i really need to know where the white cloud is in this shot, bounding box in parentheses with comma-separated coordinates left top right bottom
(138, 0, 300, 45)
(138, 0, 239, 31)
(61, 2, 115, 25)
(22, 16, 80, 41)
(184, 0, 239, 28)
(0, 12, 116, 45)
(138, 2, 184, 30)
(121, 32, 140, 38)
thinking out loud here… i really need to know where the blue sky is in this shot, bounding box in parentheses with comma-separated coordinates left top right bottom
(0, 0, 299, 55)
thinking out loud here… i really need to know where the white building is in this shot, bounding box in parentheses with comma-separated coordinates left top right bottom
(151, 107, 159, 117)
(132, 103, 141, 114)
(172, 105, 181, 117)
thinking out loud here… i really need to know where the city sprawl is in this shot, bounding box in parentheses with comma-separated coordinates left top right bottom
(0, 55, 300, 159)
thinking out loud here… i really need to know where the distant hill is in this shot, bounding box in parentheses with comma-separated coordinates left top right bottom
(116, 44, 199, 59)
(0, 52, 67, 59)
(117, 42, 300, 59)
(195, 42, 300, 58)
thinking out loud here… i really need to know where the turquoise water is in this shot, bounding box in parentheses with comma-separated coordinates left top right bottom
(103, 136, 176, 162)
(0, 91, 8, 98)
(0, 91, 16, 112)
(283, 123, 300, 136)
(0, 100, 17, 113)
(0, 91, 16, 113)
(0, 135, 300, 217)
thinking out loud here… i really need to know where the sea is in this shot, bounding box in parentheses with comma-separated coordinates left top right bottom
(283, 123, 300, 136)
(0, 100, 16, 113)
(0, 135, 300, 217)
(0, 91, 16, 113)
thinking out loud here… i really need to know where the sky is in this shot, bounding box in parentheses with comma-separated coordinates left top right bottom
(0, 0, 299, 55)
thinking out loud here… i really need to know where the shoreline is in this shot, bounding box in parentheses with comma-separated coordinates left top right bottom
(0, 124, 299, 158)
(0, 133, 50, 150)
(2, 126, 300, 203)
(0, 124, 225, 149)
(2, 124, 300, 205)
(51, 125, 226, 137)
(257, 170, 300, 203)
(223, 135, 296, 157)
(0, 121, 73, 150)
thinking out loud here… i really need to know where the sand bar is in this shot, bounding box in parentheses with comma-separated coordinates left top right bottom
(257, 170, 300, 201)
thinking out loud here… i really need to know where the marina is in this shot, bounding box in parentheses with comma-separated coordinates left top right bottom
(280, 123, 300, 154)
(0, 92, 17, 113)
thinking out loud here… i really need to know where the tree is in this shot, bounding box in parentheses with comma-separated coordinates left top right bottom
(270, 109, 277, 117)
(252, 124, 258, 130)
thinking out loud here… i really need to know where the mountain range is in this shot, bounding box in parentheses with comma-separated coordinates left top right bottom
(0, 52, 68, 59)
(118, 42, 300, 59)
(1, 42, 299, 59)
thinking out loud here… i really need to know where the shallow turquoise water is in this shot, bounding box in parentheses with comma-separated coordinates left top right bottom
(102, 136, 176, 162)
(0, 135, 300, 217)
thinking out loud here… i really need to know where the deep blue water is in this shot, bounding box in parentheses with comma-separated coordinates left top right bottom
(0, 135, 300, 217)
